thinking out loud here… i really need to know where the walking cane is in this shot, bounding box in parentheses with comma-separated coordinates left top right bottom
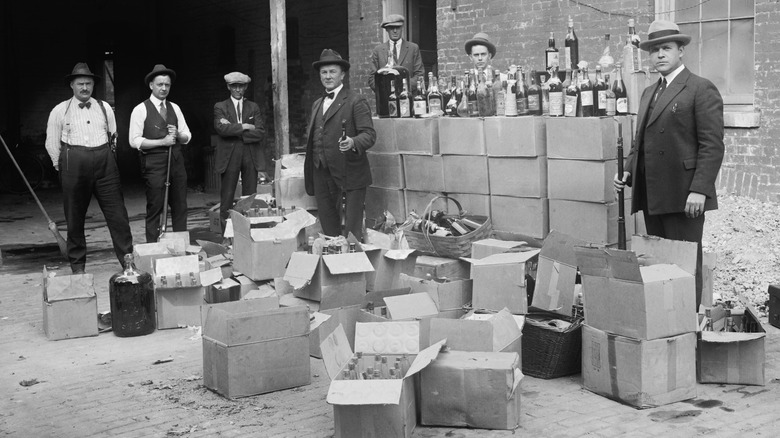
(616, 119, 627, 250)
(158, 143, 173, 241)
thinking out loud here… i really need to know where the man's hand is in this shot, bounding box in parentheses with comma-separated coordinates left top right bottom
(613, 171, 630, 198)
(219, 118, 230, 125)
(685, 192, 706, 218)
(339, 136, 354, 153)
(54, 164, 59, 172)
(162, 133, 176, 146)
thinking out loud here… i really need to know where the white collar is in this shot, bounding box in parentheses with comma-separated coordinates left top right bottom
(149, 95, 166, 107)
(389, 38, 403, 46)
(325, 84, 344, 100)
(230, 96, 243, 106)
(662, 64, 685, 86)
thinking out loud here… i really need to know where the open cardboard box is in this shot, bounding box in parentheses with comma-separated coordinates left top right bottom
(321, 322, 446, 438)
(427, 308, 523, 358)
(362, 246, 417, 292)
(154, 256, 220, 329)
(532, 231, 584, 316)
(413, 255, 470, 280)
(42, 268, 98, 340)
(274, 153, 317, 210)
(284, 249, 374, 310)
(470, 238, 529, 260)
(399, 273, 471, 319)
(464, 249, 540, 315)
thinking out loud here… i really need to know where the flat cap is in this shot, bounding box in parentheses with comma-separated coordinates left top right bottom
(224, 72, 251, 84)
(381, 14, 405, 28)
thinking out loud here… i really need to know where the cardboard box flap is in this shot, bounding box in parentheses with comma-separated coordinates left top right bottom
(322, 252, 375, 275)
(155, 255, 199, 275)
(640, 264, 693, 282)
(327, 378, 405, 406)
(465, 249, 540, 266)
(460, 309, 523, 351)
(283, 253, 320, 289)
(230, 210, 252, 240)
(384, 293, 439, 320)
(213, 277, 240, 290)
(511, 368, 524, 397)
(632, 234, 698, 276)
(354, 321, 421, 354)
(159, 231, 190, 252)
(134, 241, 174, 257)
(362, 287, 412, 307)
(43, 269, 95, 302)
(700, 331, 765, 342)
(574, 246, 642, 282)
(321, 324, 356, 380)
(540, 230, 585, 267)
(406, 338, 447, 378)
(383, 249, 417, 260)
(310, 311, 332, 331)
(200, 267, 224, 286)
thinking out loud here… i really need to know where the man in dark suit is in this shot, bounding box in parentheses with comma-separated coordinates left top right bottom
(615, 19, 724, 307)
(305, 49, 376, 240)
(213, 71, 266, 231)
(368, 14, 424, 92)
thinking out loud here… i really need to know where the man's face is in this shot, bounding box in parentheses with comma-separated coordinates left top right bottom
(149, 75, 172, 100)
(470, 45, 492, 70)
(70, 77, 94, 102)
(227, 83, 247, 100)
(385, 25, 403, 42)
(319, 65, 345, 92)
(649, 41, 684, 76)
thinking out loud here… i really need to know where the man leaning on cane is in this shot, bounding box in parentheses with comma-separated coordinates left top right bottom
(129, 64, 192, 243)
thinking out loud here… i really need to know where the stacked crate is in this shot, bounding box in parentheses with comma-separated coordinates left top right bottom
(365, 119, 406, 223)
(438, 118, 491, 217)
(546, 116, 634, 246)
(398, 118, 448, 217)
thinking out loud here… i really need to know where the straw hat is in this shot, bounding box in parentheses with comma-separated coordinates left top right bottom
(639, 20, 691, 51)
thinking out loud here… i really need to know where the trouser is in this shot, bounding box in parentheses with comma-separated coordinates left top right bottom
(219, 145, 257, 229)
(312, 164, 366, 241)
(140, 147, 188, 242)
(59, 142, 133, 272)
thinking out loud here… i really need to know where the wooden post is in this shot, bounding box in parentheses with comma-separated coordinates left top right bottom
(269, 0, 289, 158)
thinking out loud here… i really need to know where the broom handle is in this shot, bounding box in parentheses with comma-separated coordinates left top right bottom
(0, 134, 55, 224)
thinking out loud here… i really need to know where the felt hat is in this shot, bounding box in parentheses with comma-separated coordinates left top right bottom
(144, 64, 177, 85)
(639, 20, 691, 51)
(65, 62, 101, 82)
(381, 14, 405, 28)
(224, 72, 251, 84)
(312, 49, 350, 71)
(464, 32, 497, 57)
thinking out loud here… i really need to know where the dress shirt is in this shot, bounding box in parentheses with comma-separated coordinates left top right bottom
(322, 84, 343, 114)
(389, 38, 403, 61)
(45, 97, 116, 165)
(230, 96, 243, 122)
(128, 94, 192, 149)
(661, 63, 685, 87)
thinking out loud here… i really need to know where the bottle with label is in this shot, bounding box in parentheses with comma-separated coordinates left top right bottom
(595, 65, 608, 116)
(564, 68, 579, 117)
(413, 76, 428, 117)
(476, 70, 493, 116)
(440, 76, 452, 115)
(485, 67, 497, 116)
(564, 16, 579, 72)
(467, 71, 479, 117)
(109, 253, 156, 337)
(516, 68, 529, 116)
(398, 78, 412, 118)
(457, 75, 469, 117)
(579, 67, 594, 117)
(445, 75, 459, 116)
(545, 32, 559, 72)
(427, 72, 443, 114)
(605, 73, 616, 116)
(548, 68, 564, 117)
(598, 33, 615, 74)
(540, 72, 551, 116)
(527, 70, 541, 116)
(504, 67, 518, 117)
(387, 79, 399, 118)
(613, 63, 629, 114)
(624, 18, 642, 72)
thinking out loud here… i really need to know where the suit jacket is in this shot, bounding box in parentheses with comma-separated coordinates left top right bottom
(213, 98, 266, 174)
(625, 67, 724, 216)
(369, 39, 425, 91)
(304, 88, 376, 196)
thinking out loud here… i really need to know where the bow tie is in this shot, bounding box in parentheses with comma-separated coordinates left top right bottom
(78, 101, 92, 109)
(324, 91, 335, 99)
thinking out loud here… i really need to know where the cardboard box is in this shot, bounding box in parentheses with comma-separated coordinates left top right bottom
(546, 115, 633, 160)
(467, 250, 541, 314)
(439, 117, 484, 155)
(402, 154, 444, 191)
(581, 324, 696, 409)
(471, 238, 529, 260)
(206, 278, 241, 304)
(490, 196, 549, 239)
(549, 198, 634, 246)
(404, 190, 447, 218)
(371, 117, 397, 153)
(413, 255, 470, 280)
(367, 151, 404, 189)
(42, 269, 98, 340)
(363, 247, 418, 291)
(428, 309, 523, 356)
(274, 153, 317, 210)
(441, 193, 491, 217)
(202, 298, 310, 398)
(399, 273, 472, 317)
(420, 350, 523, 429)
(366, 186, 407, 225)
(697, 306, 766, 386)
(321, 323, 446, 438)
(532, 231, 584, 316)
(357, 290, 441, 350)
(153, 256, 218, 329)
(547, 159, 623, 202)
(133, 242, 175, 276)
(575, 240, 697, 341)
(488, 156, 548, 198)
(158, 231, 190, 253)
(396, 117, 439, 155)
(701, 252, 716, 308)
(484, 115, 546, 157)
(442, 155, 489, 194)
(285, 251, 374, 310)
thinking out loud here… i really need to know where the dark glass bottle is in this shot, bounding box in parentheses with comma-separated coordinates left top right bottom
(564, 16, 579, 72)
(613, 63, 629, 115)
(548, 68, 564, 117)
(579, 67, 595, 117)
(413, 76, 428, 117)
(387, 80, 399, 118)
(545, 32, 559, 72)
(467, 71, 479, 117)
(516, 68, 529, 116)
(109, 253, 155, 337)
(595, 65, 608, 116)
(527, 70, 541, 116)
(564, 69, 579, 117)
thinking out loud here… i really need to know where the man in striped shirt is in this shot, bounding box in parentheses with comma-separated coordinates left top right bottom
(45, 63, 133, 273)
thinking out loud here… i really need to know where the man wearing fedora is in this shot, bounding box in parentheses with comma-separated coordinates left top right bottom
(213, 71, 266, 232)
(368, 14, 424, 92)
(129, 64, 192, 243)
(465, 32, 497, 75)
(305, 49, 376, 240)
(45, 63, 134, 273)
(615, 19, 724, 307)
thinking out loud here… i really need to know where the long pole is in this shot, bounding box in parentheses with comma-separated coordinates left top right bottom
(616, 120, 626, 250)
(159, 145, 173, 240)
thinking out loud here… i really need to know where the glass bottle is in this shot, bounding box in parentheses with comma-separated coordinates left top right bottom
(623, 18, 642, 72)
(564, 69, 579, 117)
(598, 33, 615, 74)
(440, 76, 452, 115)
(579, 67, 594, 117)
(595, 65, 608, 116)
(505, 67, 518, 117)
(398, 78, 412, 118)
(516, 68, 529, 116)
(476, 70, 493, 116)
(467, 71, 479, 117)
(109, 254, 156, 337)
(545, 31, 559, 72)
(457, 76, 469, 117)
(445, 75, 459, 116)
(493, 70, 506, 116)
(605, 73, 616, 116)
(527, 70, 541, 116)
(413, 76, 428, 117)
(540, 72, 550, 116)
(427, 72, 443, 114)
(387, 79, 399, 118)
(548, 68, 564, 117)
(613, 63, 629, 115)
(564, 16, 579, 72)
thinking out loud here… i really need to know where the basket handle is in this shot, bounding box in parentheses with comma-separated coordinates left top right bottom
(419, 194, 464, 253)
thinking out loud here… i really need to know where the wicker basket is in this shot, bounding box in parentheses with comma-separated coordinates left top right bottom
(403, 195, 492, 259)
(521, 311, 583, 379)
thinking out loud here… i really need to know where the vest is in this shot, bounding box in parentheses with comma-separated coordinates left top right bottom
(142, 99, 180, 155)
(312, 102, 328, 168)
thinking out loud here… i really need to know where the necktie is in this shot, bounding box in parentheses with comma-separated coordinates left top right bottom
(654, 78, 667, 102)
(159, 101, 167, 121)
(236, 102, 242, 122)
(324, 91, 335, 99)
(392, 41, 399, 65)
(78, 101, 91, 109)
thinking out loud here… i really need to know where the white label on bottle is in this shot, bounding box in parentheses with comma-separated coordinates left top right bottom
(565, 47, 572, 69)
(581, 91, 593, 106)
(549, 91, 563, 116)
(388, 101, 398, 117)
(495, 91, 506, 116)
(616, 97, 628, 114)
(564, 95, 578, 117)
(505, 90, 517, 116)
(598, 90, 607, 109)
(606, 98, 616, 116)
(547, 52, 559, 69)
(414, 100, 427, 116)
(528, 94, 539, 112)
(429, 98, 442, 112)
(400, 99, 410, 117)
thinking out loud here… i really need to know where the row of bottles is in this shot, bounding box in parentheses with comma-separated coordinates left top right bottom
(340, 352, 412, 380)
(306, 236, 357, 255)
(246, 206, 294, 218)
(701, 305, 759, 333)
(407, 210, 484, 237)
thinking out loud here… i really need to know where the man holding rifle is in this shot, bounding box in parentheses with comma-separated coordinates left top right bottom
(129, 64, 192, 242)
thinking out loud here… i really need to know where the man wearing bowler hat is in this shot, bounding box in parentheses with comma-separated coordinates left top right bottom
(305, 49, 376, 240)
(614, 19, 724, 307)
(465, 32, 497, 74)
(213, 72, 266, 232)
(45, 62, 133, 273)
(129, 64, 192, 242)
(369, 14, 424, 91)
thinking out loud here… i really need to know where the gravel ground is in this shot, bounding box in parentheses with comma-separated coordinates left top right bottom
(703, 191, 780, 314)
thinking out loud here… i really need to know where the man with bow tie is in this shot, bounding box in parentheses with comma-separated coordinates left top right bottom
(129, 64, 192, 242)
(213, 71, 266, 232)
(304, 49, 376, 240)
(44, 62, 133, 273)
(368, 14, 424, 92)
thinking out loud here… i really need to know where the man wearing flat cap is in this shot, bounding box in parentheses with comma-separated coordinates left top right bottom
(213, 72, 266, 231)
(615, 19, 724, 307)
(305, 49, 376, 240)
(129, 64, 192, 242)
(465, 32, 497, 74)
(45, 62, 133, 273)
(369, 14, 424, 92)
